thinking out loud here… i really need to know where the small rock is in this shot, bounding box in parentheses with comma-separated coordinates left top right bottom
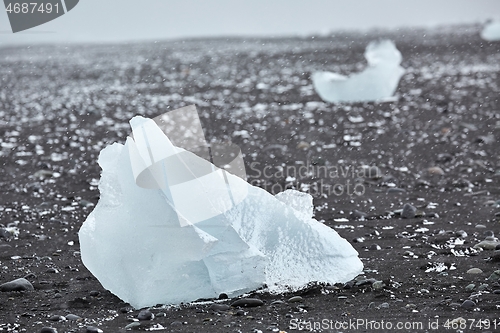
(89, 290, 100, 297)
(170, 321, 183, 326)
(40, 328, 57, 333)
(461, 300, 476, 309)
(467, 268, 483, 274)
(474, 240, 500, 250)
(124, 322, 140, 330)
(477, 283, 489, 291)
(491, 250, 500, 261)
(455, 230, 467, 238)
(427, 166, 445, 175)
(49, 315, 65, 321)
(210, 304, 230, 312)
(465, 284, 475, 291)
(484, 230, 495, 237)
(218, 293, 228, 299)
(493, 290, 500, 294)
(387, 188, 406, 194)
(288, 296, 303, 303)
(476, 224, 487, 229)
(401, 203, 417, 219)
(137, 309, 154, 321)
(297, 141, 310, 150)
(478, 284, 489, 291)
(0, 278, 34, 292)
(86, 326, 102, 333)
(369, 244, 381, 251)
(372, 281, 385, 290)
(379, 302, 389, 309)
(488, 270, 500, 281)
(65, 314, 81, 321)
(231, 298, 264, 308)
(350, 210, 367, 219)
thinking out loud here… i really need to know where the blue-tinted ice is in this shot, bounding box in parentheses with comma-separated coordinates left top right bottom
(78, 110, 363, 308)
(312, 40, 404, 103)
(481, 21, 500, 41)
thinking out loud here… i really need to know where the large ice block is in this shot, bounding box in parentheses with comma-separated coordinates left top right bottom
(79, 109, 363, 308)
(481, 21, 500, 41)
(312, 40, 405, 103)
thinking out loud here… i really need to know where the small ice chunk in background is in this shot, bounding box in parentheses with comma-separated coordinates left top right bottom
(481, 20, 500, 41)
(312, 40, 405, 103)
(79, 107, 363, 308)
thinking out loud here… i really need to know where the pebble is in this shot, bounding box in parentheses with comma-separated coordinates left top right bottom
(64, 314, 81, 321)
(210, 304, 230, 312)
(401, 203, 417, 219)
(488, 270, 500, 281)
(0, 278, 34, 292)
(484, 230, 495, 237)
(461, 300, 476, 309)
(231, 298, 264, 307)
(170, 321, 183, 327)
(455, 230, 467, 238)
(40, 328, 57, 333)
(493, 290, 500, 294)
(137, 309, 154, 320)
(288, 296, 303, 303)
(378, 302, 389, 309)
(465, 284, 475, 291)
(350, 210, 367, 219)
(492, 250, 500, 261)
(124, 322, 140, 330)
(86, 326, 102, 333)
(49, 315, 65, 321)
(466, 268, 483, 274)
(218, 293, 228, 299)
(478, 284, 489, 291)
(387, 188, 406, 194)
(372, 281, 385, 290)
(427, 166, 445, 175)
(89, 290, 100, 297)
(474, 240, 500, 250)
(369, 244, 381, 251)
(477, 283, 489, 291)
(476, 224, 487, 229)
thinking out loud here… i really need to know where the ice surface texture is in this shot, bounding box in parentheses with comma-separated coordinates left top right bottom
(312, 40, 405, 103)
(79, 113, 363, 308)
(481, 21, 500, 41)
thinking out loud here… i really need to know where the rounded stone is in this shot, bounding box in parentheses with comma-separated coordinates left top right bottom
(86, 326, 102, 333)
(288, 296, 303, 303)
(137, 309, 154, 321)
(466, 268, 483, 274)
(401, 203, 417, 219)
(210, 304, 230, 312)
(0, 278, 34, 292)
(461, 300, 476, 309)
(40, 328, 57, 333)
(231, 298, 264, 308)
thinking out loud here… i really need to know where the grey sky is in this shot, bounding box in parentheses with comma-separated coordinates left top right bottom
(1, 0, 499, 45)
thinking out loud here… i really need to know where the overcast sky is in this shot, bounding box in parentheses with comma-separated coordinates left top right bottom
(1, 0, 499, 45)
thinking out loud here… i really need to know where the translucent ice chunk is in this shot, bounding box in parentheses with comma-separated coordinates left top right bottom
(79, 108, 363, 308)
(312, 40, 405, 103)
(481, 21, 500, 41)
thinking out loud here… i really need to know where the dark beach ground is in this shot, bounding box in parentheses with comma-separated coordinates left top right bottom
(0, 24, 500, 332)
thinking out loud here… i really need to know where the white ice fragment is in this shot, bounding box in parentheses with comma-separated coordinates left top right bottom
(79, 107, 362, 308)
(481, 21, 500, 41)
(312, 40, 405, 103)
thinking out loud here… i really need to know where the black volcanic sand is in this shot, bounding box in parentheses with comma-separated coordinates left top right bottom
(1, 24, 500, 332)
